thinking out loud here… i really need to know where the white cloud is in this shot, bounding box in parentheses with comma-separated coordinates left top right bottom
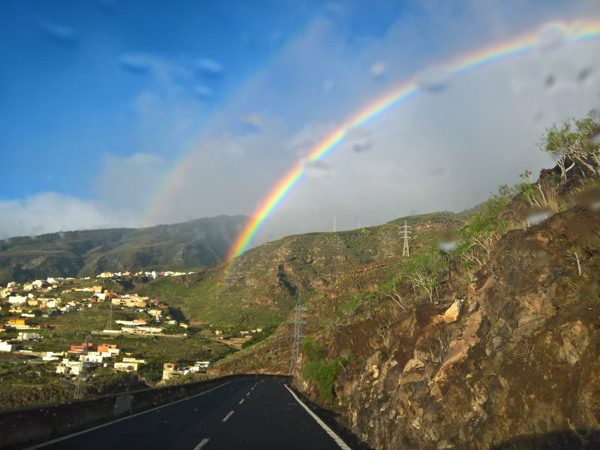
(0, 193, 131, 239)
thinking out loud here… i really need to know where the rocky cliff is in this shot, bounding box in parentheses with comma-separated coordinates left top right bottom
(215, 164, 600, 449)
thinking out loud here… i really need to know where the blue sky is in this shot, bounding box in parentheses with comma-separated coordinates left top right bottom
(1, 0, 599, 241)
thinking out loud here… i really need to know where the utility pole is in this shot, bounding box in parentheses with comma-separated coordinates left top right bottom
(106, 302, 113, 330)
(74, 334, 92, 399)
(402, 220, 412, 257)
(289, 296, 306, 375)
(332, 216, 337, 232)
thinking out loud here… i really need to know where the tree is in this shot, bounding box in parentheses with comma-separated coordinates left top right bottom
(538, 112, 600, 180)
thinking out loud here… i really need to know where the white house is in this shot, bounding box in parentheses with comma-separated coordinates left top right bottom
(114, 362, 139, 372)
(79, 353, 103, 364)
(0, 341, 16, 352)
(18, 332, 41, 341)
(8, 296, 27, 305)
(56, 359, 90, 376)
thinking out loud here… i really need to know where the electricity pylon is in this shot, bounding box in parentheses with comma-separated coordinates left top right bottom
(402, 220, 412, 257)
(289, 297, 307, 375)
(332, 216, 337, 232)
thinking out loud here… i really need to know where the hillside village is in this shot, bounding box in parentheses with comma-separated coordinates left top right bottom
(0, 271, 267, 407)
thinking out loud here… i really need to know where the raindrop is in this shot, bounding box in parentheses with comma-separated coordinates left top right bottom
(38, 21, 79, 47)
(416, 65, 452, 92)
(437, 230, 458, 253)
(525, 209, 553, 226)
(535, 23, 568, 53)
(533, 111, 544, 122)
(577, 67, 593, 83)
(323, 79, 335, 92)
(544, 74, 555, 88)
(197, 58, 224, 77)
(574, 185, 600, 211)
(370, 62, 386, 77)
(118, 53, 152, 75)
(439, 241, 457, 253)
(589, 129, 600, 146)
(346, 127, 373, 153)
(430, 167, 445, 177)
(194, 85, 212, 98)
(302, 160, 335, 178)
(95, 0, 118, 15)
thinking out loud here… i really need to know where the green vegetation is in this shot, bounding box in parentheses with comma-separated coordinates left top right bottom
(241, 325, 277, 349)
(299, 338, 349, 404)
(539, 112, 600, 180)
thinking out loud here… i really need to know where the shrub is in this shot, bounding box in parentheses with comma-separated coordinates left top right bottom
(301, 337, 325, 362)
(300, 358, 342, 404)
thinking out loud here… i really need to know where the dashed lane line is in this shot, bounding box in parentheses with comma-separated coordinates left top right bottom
(193, 438, 210, 450)
(239, 398, 245, 405)
(222, 410, 235, 423)
(27, 379, 250, 449)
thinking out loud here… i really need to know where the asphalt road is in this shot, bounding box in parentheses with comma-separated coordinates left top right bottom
(35, 379, 350, 450)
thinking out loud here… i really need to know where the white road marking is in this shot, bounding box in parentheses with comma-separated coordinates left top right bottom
(222, 410, 235, 423)
(27, 379, 251, 449)
(284, 385, 352, 450)
(239, 398, 245, 405)
(246, 392, 251, 397)
(193, 438, 210, 450)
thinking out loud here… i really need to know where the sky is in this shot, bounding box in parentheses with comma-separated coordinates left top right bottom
(1, 0, 600, 246)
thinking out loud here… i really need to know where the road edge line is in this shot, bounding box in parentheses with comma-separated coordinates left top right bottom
(27, 379, 249, 449)
(284, 384, 352, 450)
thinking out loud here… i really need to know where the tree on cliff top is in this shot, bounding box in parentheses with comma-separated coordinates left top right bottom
(538, 111, 600, 180)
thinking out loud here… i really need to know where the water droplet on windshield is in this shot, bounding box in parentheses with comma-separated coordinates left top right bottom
(416, 65, 451, 92)
(302, 160, 335, 178)
(535, 23, 568, 53)
(577, 67, 593, 83)
(525, 209, 553, 226)
(574, 185, 600, 211)
(38, 20, 79, 47)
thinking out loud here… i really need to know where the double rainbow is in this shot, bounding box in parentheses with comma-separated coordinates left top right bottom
(228, 20, 600, 261)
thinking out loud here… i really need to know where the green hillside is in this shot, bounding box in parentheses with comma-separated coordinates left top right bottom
(0, 215, 247, 284)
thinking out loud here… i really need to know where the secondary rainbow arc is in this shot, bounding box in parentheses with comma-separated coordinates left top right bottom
(228, 20, 600, 261)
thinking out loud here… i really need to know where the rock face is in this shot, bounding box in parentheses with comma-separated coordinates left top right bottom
(341, 208, 600, 449)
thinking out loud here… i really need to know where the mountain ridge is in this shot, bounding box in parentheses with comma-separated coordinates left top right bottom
(0, 214, 248, 284)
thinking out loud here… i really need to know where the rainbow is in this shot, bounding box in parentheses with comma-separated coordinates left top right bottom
(228, 20, 600, 260)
